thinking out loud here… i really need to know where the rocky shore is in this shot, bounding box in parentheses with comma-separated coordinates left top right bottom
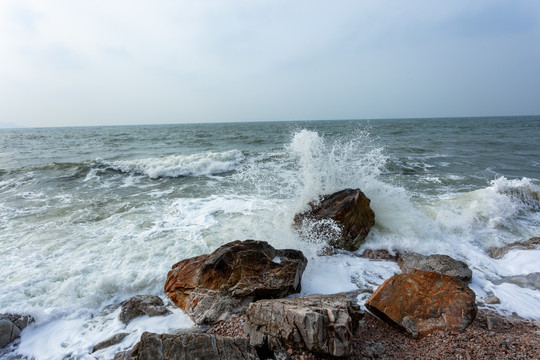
(206, 289, 539, 359)
(2, 188, 539, 359)
(208, 308, 539, 359)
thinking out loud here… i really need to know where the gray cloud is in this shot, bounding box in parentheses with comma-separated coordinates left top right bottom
(0, 0, 539, 127)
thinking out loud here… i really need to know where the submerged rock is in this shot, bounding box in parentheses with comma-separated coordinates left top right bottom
(294, 188, 375, 251)
(92, 333, 130, 353)
(245, 293, 363, 357)
(398, 252, 473, 283)
(360, 249, 399, 262)
(484, 296, 501, 305)
(164, 240, 307, 324)
(488, 237, 540, 259)
(116, 332, 259, 360)
(501, 272, 540, 290)
(365, 270, 477, 338)
(119, 295, 171, 324)
(0, 314, 34, 348)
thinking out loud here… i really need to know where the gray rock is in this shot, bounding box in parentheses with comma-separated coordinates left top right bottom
(113, 350, 132, 360)
(273, 350, 292, 360)
(120, 332, 259, 360)
(486, 315, 505, 331)
(503, 272, 540, 290)
(363, 341, 386, 358)
(245, 293, 363, 357)
(92, 333, 130, 353)
(0, 314, 34, 348)
(398, 252, 473, 283)
(119, 295, 172, 324)
(181, 290, 255, 325)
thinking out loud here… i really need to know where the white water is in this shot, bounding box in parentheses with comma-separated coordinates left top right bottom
(100, 150, 245, 178)
(1, 127, 539, 359)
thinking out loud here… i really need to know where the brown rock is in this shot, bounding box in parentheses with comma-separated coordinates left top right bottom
(164, 240, 307, 324)
(360, 249, 399, 261)
(245, 293, 363, 357)
(484, 296, 501, 305)
(398, 252, 473, 283)
(365, 269, 477, 338)
(294, 189, 375, 251)
(119, 332, 259, 360)
(488, 237, 540, 259)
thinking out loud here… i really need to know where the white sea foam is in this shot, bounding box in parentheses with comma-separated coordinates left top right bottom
(490, 283, 540, 320)
(101, 150, 245, 178)
(18, 306, 193, 360)
(492, 249, 540, 276)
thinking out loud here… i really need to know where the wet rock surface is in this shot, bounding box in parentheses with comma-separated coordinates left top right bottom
(164, 240, 307, 324)
(365, 269, 477, 338)
(206, 310, 539, 360)
(0, 314, 34, 348)
(359, 249, 399, 262)
(245, 293, 363, 357)
(488, 237, 540, 259)
(501, 272, 540, 290)
(398, 252, 473, 283)
(119, 295, 171, 324)
(92, 333, 130, 353)
(294, 189, 375, 251)
(117, 332, 259, 360)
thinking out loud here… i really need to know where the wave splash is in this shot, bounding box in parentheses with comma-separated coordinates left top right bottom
(263, 129, 540, 256)
(286, 128, 387, 207)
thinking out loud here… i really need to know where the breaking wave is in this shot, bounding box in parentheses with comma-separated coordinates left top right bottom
(99, 150, 246, 179)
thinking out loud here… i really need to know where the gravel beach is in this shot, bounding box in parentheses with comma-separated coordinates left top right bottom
(209, 308, 540, 359)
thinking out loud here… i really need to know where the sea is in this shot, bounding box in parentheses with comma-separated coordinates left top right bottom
(1, 116, 539, 359)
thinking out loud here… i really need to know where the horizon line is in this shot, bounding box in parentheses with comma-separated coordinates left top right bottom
(2, 114, 539, 130)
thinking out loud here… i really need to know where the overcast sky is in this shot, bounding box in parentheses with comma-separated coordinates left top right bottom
(1, 0, 539, 127)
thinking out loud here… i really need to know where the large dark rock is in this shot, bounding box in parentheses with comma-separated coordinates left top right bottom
(398, 252, 473, 283)
(119, 295, 171, 324)
(245, 293, 363, 357)
(0, 314, 34, 348)
(365, 270, 477, 338)
(116, 332, 259, 360)
(164, 240, 307, 324)
(488, 237, 540, 259)
(294, 189, 375, 251)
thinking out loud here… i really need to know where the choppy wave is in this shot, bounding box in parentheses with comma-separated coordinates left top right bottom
(2, 120, 540, 359)
(490, 176, 540, 211)
(99, 150, 246, 179)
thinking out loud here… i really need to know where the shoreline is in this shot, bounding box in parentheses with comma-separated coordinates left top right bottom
(209, 308, 540, 359)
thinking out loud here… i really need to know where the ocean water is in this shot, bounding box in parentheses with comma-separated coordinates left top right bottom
(1, 116, 539, 359)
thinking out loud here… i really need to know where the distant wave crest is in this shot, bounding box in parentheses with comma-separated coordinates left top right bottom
(100, 150, 245, 179)
(491, 176, 540, 211)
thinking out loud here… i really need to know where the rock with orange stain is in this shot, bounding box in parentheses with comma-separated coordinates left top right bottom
(164, 240, 307, 324)
(365, 269, 477, 338)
